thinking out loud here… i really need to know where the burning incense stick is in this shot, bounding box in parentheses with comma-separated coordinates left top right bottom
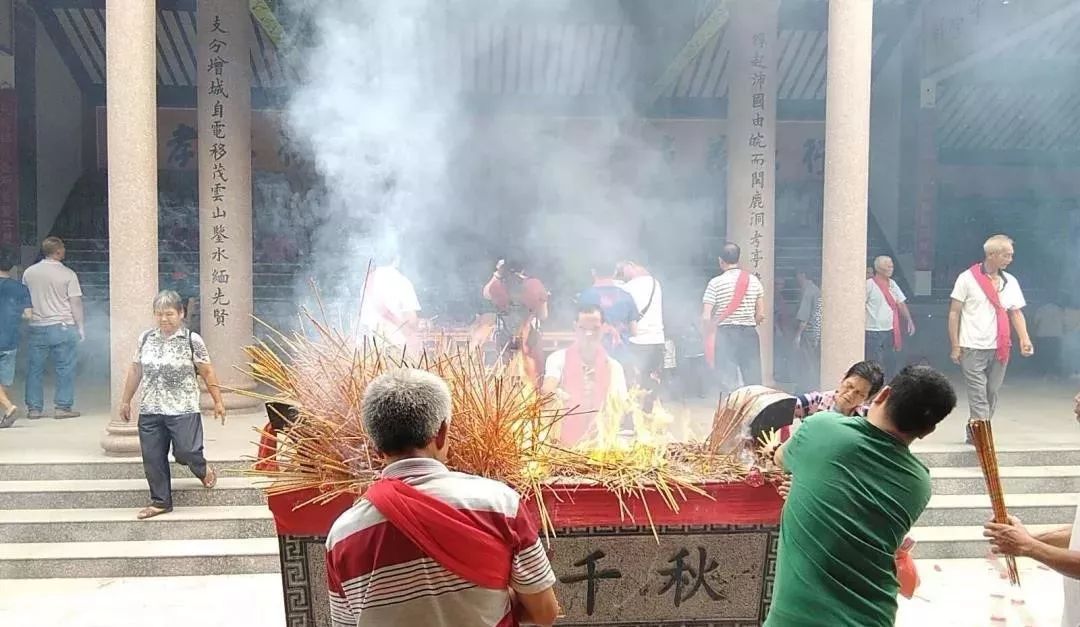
(238, 294, 778, 538)
(967, 419, 1020, 586)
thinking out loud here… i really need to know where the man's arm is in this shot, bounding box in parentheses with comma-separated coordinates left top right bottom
(899, 302, 916, 335)
(483, 274, 500, 301)
(701, 302, 713, 325)
(948, 299, 963, 363)
(1037, 525, 1074, 549)
(773, 438, 790, 471)
(515, 588, 560, 626)
(1009, 309, 1035, 356)
(754, 292, 766, 326)
(70, 295, 85, 341)
(986, 518, 1080, 579)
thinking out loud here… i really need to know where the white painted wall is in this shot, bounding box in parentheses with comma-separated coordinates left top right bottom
(34, 19, 82, 240)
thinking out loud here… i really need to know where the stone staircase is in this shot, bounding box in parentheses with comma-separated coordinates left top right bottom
(910, 447, 1080, 560)
(0, 448, 1077, 579)
(0, 459, 280, 579)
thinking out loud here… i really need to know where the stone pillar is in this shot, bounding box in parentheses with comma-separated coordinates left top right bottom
(101, 0, 158, 456)
(820, 0, 873, 387)
(197, 0, 257, 408)
(725, 0, 778, 385)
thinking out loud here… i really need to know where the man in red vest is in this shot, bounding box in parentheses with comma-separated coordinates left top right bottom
(542, 304, 630, 446)
(865, 256, 915, 379)
(701, 242, 766, 396)
(948, 234, 1034, 444)
(326, 369, 560, 626)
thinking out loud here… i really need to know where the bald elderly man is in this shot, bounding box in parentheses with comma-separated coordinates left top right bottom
(865, 256, 915, 380)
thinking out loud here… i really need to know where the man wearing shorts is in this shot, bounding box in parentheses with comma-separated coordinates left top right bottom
(0, 248, 31, 428)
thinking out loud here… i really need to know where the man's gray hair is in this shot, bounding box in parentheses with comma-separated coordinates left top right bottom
(152, 290, 185, 313)
(362, 369, 452, 455)
(873, 255, 892, 271)
(984, 234, 1014, 255)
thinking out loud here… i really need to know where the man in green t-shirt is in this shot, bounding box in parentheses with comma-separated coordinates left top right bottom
(764, 365, 956, 627)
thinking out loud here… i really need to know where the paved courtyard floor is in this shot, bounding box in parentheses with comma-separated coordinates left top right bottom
(0, 558, 1067, 626)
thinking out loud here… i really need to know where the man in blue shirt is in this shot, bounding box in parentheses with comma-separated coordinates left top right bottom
(578, 265, 639, 373)
(0, 247, 31, 428)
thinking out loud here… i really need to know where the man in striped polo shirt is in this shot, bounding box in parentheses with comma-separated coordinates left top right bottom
(326, 368, 560, 627)
(701, 242, 766, 395)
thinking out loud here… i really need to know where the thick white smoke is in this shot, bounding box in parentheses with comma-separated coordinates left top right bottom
(278, 0, 716, 326)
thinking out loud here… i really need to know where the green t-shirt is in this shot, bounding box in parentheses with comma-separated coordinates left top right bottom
(764, 412, 931, 627)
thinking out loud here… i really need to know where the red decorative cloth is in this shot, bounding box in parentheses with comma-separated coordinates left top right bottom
(704, 270, 751, 368)
(559, 341, 611, 444)
(969, 263, 1011, 364)
(872, 276, 903, 351)
(364, 478, 512, 590)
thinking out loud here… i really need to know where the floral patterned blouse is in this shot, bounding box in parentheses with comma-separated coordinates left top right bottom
(134, 327, 211, 416)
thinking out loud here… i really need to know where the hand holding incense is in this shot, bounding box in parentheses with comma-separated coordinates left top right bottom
(968, 419, 1021, 586)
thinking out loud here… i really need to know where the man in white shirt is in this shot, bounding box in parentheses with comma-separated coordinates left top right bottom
(701, 243, 765, 395)
(865, 256, 915, 379)
(359, 255, 421, 355)
(23, 236, 84, 419)
(948, 234, 1034, 442)
(617, 260, 664, 409)
(983, 394, 1080, 627)
(542, 305, 629, 446)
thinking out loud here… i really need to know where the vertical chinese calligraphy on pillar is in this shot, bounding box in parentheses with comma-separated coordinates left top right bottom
(725, 0, 778, 384)
(198, 0, 254, 402)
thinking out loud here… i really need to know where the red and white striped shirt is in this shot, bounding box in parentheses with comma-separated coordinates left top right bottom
(325, 457, 557, 627)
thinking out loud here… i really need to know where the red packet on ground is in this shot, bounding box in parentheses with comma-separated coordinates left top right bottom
(895, 536, 920, 599)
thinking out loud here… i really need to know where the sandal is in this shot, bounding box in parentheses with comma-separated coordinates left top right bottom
(137, 505, 172, 520)
(201, 466, 217, 489)
(0, 406, 17, 429)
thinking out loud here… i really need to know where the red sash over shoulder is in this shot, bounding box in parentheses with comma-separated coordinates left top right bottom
(969, 263, 1011, 364)
(705, 270, 751, 368)
(559, 342, 611, 445)
(364, 478, 512, 590)
(872, 276, 902, 351)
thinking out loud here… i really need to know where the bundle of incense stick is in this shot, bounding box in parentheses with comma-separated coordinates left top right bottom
(967, 419, 1020, 586)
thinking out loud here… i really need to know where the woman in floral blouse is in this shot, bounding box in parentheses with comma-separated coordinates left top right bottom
(792, 360, 885, 420)
(119, 290, 227, 520)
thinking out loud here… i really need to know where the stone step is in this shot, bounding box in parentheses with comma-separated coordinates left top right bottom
(0, 459, 253, 481)
(0, 506, 275, 543)
(917, 492, 1079, 527)
(908, 524, 1062, 560)
(0, 477, 265, 510)
(0, 538, 281, 579)
(914, 447, 1080, 468)
(929, 466, 1080, 495)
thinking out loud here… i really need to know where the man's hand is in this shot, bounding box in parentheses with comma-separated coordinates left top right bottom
(777, 477, 791, 500)
(1074, 394, 1080, 421)
(950, 346, 962, 365)
(119, 402, 132, 423)
(984, 515, 1036, 557)
(213, 402, 227, 425)
(906, 319, 916, 336)
(78, 327, 86, 342)
(1020, 340, 1035, 357)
